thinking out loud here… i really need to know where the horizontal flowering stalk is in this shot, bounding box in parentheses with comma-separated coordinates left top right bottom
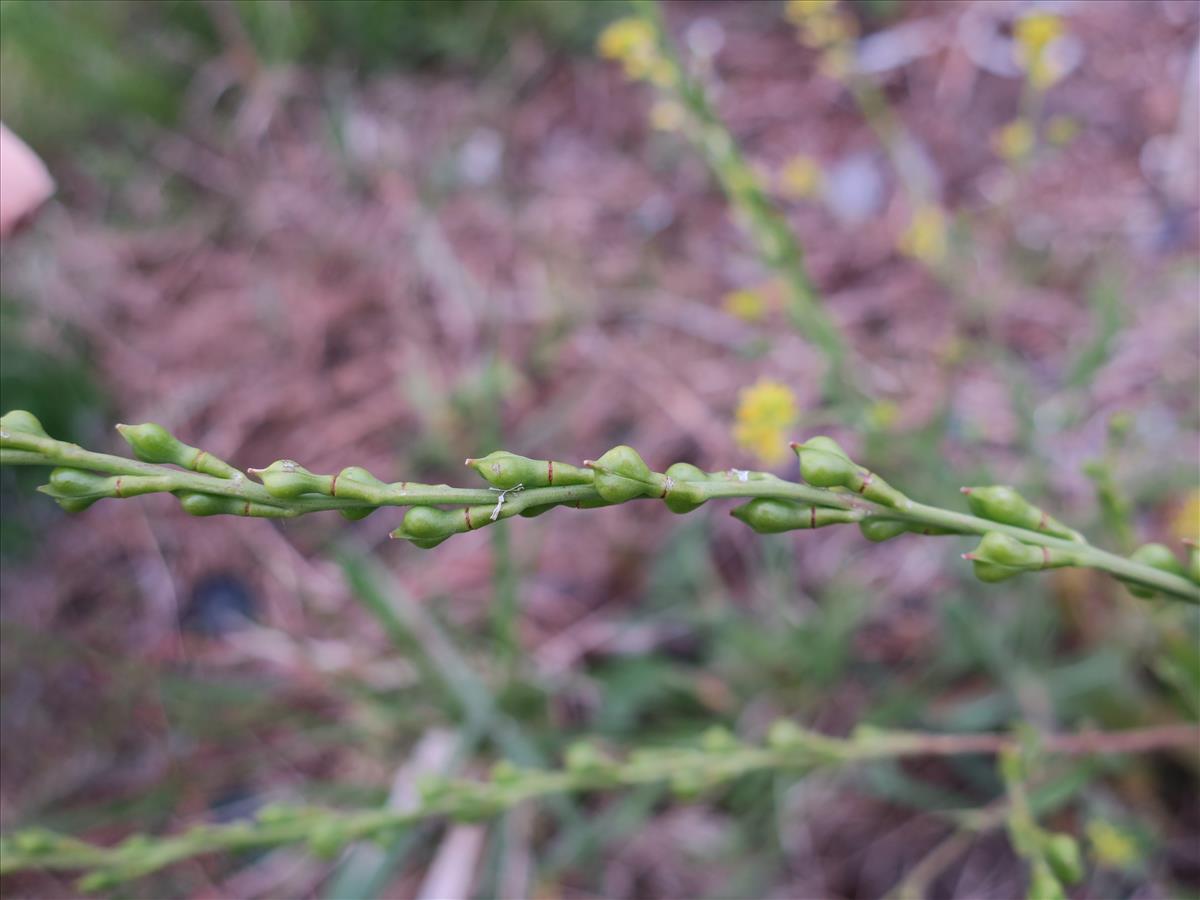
(1, 411, 1197, 603)
(1, 721, 1194, 891)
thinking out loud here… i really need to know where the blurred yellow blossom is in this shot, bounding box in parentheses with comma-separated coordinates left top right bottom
(1086, 820, 1140, 871)
(1170, 489, 1200, 543)
(994, 118, 1036, 162)
(723, 287, 768, 322)
(734, 379, 799, 464)
(785, 0, 839, 22)
(1046, 114, 1080, 146)
(778, 154, 823, 199)
(1015, 12, 1063, 56)
(787, 0, 857, 73)
(597, 17, 659, 81)
(1014, 12, 1067, 91)
(866, 400, 899, 432)
(649, 100, 686, 132)
(899, 204, 949, 266)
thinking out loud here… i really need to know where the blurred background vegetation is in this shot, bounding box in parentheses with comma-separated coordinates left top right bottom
(1, 0, 1198, 897)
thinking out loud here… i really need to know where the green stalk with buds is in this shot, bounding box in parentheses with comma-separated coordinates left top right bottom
(2, 410, 1197, 603)
(1, 721, 1193, 891)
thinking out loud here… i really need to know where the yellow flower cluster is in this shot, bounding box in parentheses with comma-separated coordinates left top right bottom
(993, 117, 1036, 162)
(777, 154, 824, 200)
(898, 204, 949, 267)
(723, 287, 769, 322)
(1014, 11, 1067, 91)
(1171, 488, 1200, 544)
(1085, 819, 1140, 871)
(785, 0, 857, 79)
(596, 16, 678, 88)
(734, 379, 800, 464)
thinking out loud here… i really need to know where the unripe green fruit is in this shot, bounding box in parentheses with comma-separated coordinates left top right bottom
(1120, 542, 1186, 598)
(392, 504, 499, 546)
(961, 486, 1083, 542)
(0, 410, 49, 444)
(792, 440, 858, 488)
(1028, 861, 1067, 900)
(966, 531, 1072, 583)
(55, 496, 98, 513)
(731, 498, 858, 533)
(1044, 832, 1083, 885)
(332, 467, 386, 516)
(588, 445, 657, 503)
(48, 468, 110, 498)
(466, 451, 592, 489)
(792, 437, 908, 508)
(251, 460, 333, 499)
(176, 491, 289, 518)
(802, 435, 852, 459)
(117, 422, 240, 479)
(1128, 542, 1185, 576)
(662, 462, 708, 514)
(859, 517, 911, 542)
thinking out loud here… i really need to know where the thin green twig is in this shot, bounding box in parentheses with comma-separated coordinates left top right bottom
(2, 411, 1196, 602)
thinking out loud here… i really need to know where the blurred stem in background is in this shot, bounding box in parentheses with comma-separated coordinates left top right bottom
(604, 1, 867, 414)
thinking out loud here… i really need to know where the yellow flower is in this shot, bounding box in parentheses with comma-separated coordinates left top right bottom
(597, 17, 655, 63)
(596, 17, 660, 82)
(1046, 115, 1079, 146)
(723, 287, 768, 322)
(784, 0, 839, 25)
(1170, 489, 1200, 544)
(1014, 12, 1066, 90)
(993, 118, 1036, 162)
(866, 400, 898, 432)
(898, 204, 949, 266)
(1015, 12, 1064, 56)
(734, 379, 800, 465)
(649, 100, 686, 132)
(778, 154, 823, 199)
(1086, 820, 1140, 871)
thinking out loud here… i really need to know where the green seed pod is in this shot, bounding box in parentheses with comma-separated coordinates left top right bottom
(792, 439, 858, 488)
(792, 437, 908, 508)
(564, 741, 618, 783)
(331, 466, 384, 518)
(960, 486, 1083, 542)
(1044, 832, 1084, 885)
(1028, 860, 1067, 900)
(307, 821, 349, 860)
(1129, 542, 1185, 576)
(391, 504, 498, 547)
(466, 450, 593, 490)
(176, 491, 290, 518)
(249, 460, 333, 499)
(489, 760, 523, 786)
(731, 498, 859, 534)
(0, 410, 49, 446)
(46, 467, 111, 499)
(117, 422, 240, 479)
(802, 435, 853, 459)
(13, 829, 55, 854)
(587, 445, 658, 504)
(1120, 542, 1187, 598)
(766, 719, 807, 751)
(965, 531, 1073, 583)
(662, 462, 709, 514)
(859, 518, 912, 542)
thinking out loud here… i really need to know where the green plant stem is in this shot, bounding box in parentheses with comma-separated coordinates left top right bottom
(2, 724, 1193, 889)
(2, 424, 1197, 603)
